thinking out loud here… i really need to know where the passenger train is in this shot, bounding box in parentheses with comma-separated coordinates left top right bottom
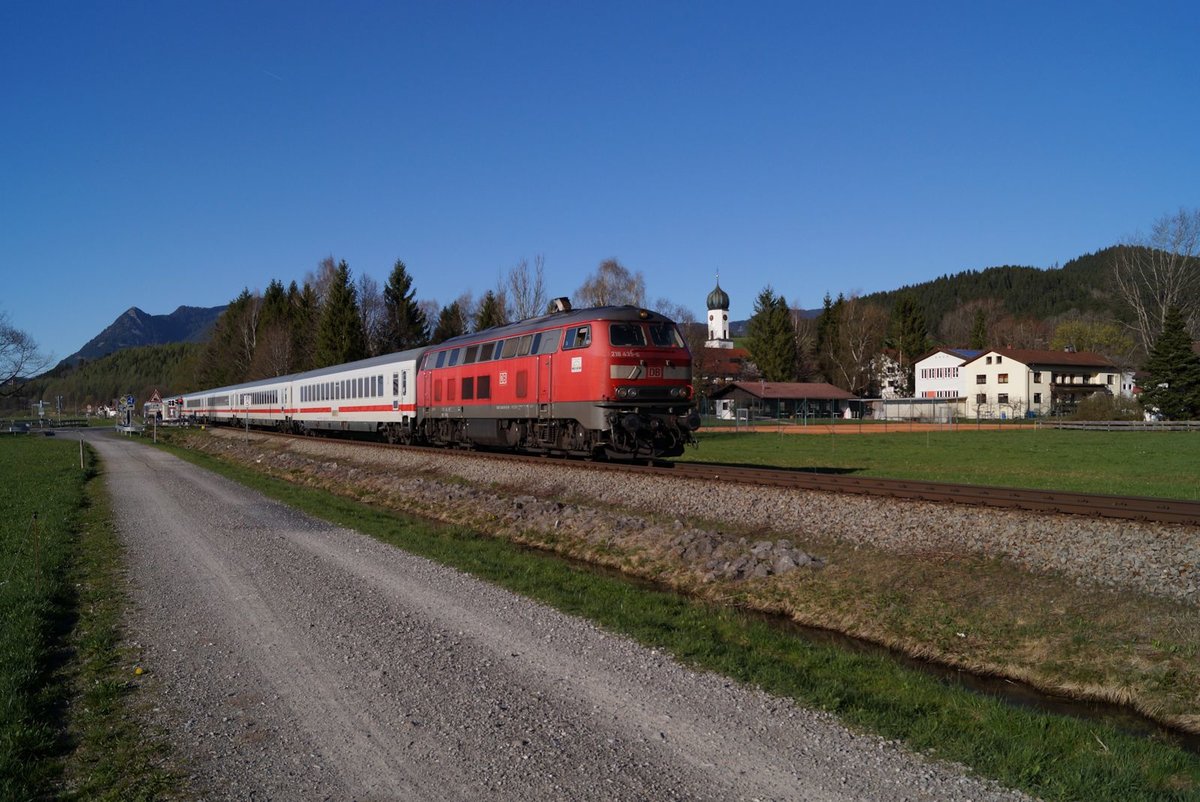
(180, 302, 701, 459)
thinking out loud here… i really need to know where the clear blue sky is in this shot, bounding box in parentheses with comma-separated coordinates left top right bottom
(3, 1, 1197, 362)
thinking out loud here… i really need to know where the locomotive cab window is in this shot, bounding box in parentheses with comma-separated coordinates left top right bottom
(564, 325, 591, 350)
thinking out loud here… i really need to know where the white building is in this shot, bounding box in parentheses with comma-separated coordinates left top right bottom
(913, 348, 982, 401)
(960, 348, 1124, 418)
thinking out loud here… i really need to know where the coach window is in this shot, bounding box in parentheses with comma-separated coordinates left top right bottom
(500, 338, 519, 359)
(402, 370, 408, 396)
(478, 342, 495, 361)
(464, 345, 478, 364)
(462, 377, 475, 400)
(393, 372, 399, 396)
(609, 323, 646, 347)
(378, 374, 383, 396)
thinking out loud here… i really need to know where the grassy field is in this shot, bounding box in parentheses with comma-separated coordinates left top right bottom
(680, 427, 1200, 499)
(159, 432, 1200, 802)
(0, 436, 175, 800)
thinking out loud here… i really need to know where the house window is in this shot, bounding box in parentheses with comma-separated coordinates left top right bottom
(1106, 374, 1113, 385)
(986, 356, 992, 364)
(1033, 371, 1041, 383)
(996, 355, 1002, 363)
(1033, 392, 1042, 403)
(976, 374, 986, 384)
(998, 393, 1009, 404)
(975, 393, 987, 405)
(998, 373, 1008, 384)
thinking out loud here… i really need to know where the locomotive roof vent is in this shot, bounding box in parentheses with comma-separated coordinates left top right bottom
(548, 297, 572, 314)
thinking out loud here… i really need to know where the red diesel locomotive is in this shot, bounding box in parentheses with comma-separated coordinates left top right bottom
(414, 302, 700, 458)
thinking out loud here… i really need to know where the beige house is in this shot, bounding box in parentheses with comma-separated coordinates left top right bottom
(961, 348, 1123, 418)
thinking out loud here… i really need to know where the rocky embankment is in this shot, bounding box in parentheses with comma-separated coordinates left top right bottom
(200, 429, 1198, 606)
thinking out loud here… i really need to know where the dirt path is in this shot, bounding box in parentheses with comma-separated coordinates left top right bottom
(88, 431, 1029, 801)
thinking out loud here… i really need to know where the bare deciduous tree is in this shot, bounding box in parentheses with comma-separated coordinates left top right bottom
(305, 256, 339, 306)
(356, 272, 384, 356)
(1, 312, 51, 395)
(505, 255, 548, 321)
(1112, 208, 1200, 354)
(836, 297, 888, 396)
(574, 259, 645, 308)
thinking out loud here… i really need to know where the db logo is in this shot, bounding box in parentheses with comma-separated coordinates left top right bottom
(649, 367, 663, 378)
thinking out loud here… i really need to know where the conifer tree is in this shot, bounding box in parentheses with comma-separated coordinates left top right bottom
(474, 290, 507, 331)
(745, 287, 797, 382)
(315, 261, 368, 367)
(381, 259, 429, 352)
(431, 301, 467, 344)
(969, 307, 988, 349)
(1141, 305, 1200, 420)
(889, 292, 930, 394)
(815, 293, 842, 384)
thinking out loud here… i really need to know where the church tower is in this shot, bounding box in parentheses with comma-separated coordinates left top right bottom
(705, 278, 733, 349)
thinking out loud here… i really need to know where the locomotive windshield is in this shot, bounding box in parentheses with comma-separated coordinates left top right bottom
(609, 323, 646, 347)
(648, 323, 685, 347)
(609, 322, 685, 348)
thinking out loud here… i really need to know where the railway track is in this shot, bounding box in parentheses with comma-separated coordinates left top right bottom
(194, 427, 1200, 527)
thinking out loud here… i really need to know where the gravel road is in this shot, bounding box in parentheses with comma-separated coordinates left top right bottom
(89, 431, 1031, 801)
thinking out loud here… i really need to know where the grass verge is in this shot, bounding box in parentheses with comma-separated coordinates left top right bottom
(680, 429, 1200, 499)
(161, 438, 1200, 802)
(0, 436, 177, 800)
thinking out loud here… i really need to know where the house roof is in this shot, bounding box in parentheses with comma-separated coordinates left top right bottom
(700, 346, 751, 376)
(710, 381, 856, 401)
(961, 348, 1115, 369)
(916, 347, 983, 362)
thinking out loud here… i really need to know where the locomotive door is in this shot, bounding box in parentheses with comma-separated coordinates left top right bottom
(537, 355, 552, 416)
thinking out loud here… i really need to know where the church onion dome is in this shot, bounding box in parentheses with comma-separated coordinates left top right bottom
(706, 282, 730, 311)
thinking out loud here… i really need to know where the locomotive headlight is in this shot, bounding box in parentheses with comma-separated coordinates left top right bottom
(616, 387, 628, 399)
(627, 388, 638, 398)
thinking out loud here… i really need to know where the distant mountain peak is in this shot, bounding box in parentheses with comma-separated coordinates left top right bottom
(58, 304, 226, 368)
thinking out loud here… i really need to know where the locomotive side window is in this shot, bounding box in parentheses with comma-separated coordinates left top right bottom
(436, 351, 447, 369)
(449, 349, 461, 367)
(564, 325, 591, 349)
(462, 377, 474, 400)
(536, 331, 560, 354)
(448, 379, 457, 401)
(648, 323, 685, 347)
(517, 334, 534, 357)
(434, 379, 442, 402)
(500, 338, 519, 359)
(609, 323, 646, 347)
(516, 370, 529, 398)
(463, 345, 478, 365)
(477, 375, 491, 399)
(478, 342, 495, 362)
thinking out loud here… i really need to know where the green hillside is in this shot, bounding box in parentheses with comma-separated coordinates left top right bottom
(861, 246, 1130, 325)
(20, 342, 202, 414)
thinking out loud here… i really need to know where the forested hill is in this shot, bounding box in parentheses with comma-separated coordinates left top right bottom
(860, 246, 1129, 324)
(29, 342, 202, 410)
